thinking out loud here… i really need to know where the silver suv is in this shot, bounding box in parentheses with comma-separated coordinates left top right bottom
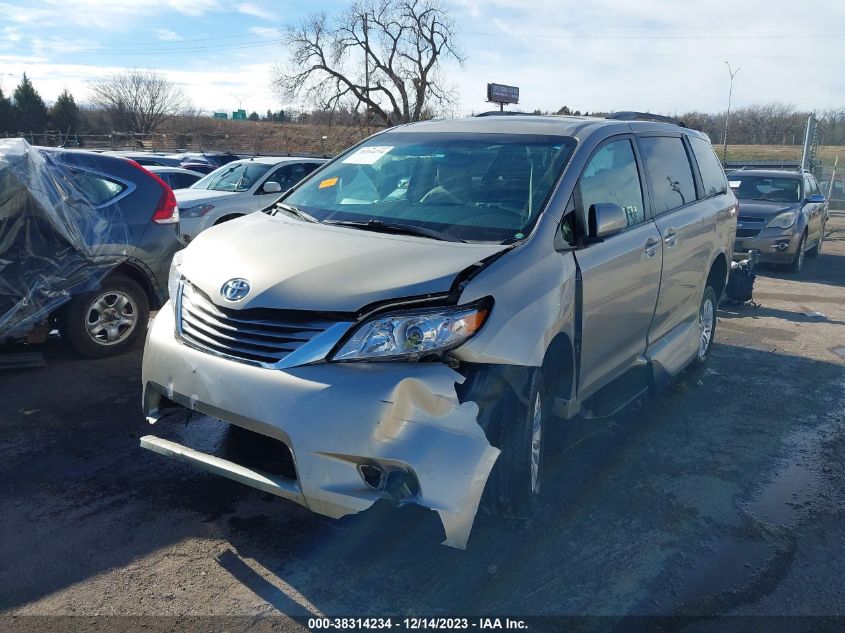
(141, 113, 737, 548)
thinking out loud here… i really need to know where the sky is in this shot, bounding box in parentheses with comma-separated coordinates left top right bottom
(1, 0, 844, 118)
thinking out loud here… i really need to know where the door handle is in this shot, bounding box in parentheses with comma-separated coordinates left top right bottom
(663, 229, 679, 247)
(644, 238, 659, 258)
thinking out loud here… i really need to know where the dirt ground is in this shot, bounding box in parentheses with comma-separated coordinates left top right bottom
(1, 215, 844, 631)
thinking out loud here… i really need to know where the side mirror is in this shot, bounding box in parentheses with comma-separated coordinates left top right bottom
(805, 193, 825, 204)
(262, 181, 282, 194)
(589, 202, 628, 239)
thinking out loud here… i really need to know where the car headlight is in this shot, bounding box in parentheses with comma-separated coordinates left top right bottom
(768, 210, 798, 229)
(168, 249, 184, 305)
(180, 203, 215, 218)
(331, 302, 490, 361)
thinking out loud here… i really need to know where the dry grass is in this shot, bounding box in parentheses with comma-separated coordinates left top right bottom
(725, 144, 845, 164)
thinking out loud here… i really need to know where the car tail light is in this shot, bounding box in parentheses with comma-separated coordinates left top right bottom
(129, 160, 180, 224)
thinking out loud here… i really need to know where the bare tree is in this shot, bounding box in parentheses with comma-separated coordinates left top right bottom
(89, 70, 186, 135)
(274, 0, 464, 126)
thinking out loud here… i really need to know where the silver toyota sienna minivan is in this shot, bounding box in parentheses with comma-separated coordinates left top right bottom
(141, 113, 736, 548)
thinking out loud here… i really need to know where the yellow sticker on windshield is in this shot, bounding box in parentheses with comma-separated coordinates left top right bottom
(319, 177, 338, 189)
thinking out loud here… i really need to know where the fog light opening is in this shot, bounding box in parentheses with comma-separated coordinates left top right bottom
(358, 463, 386, 490)
(774, 240, 790, 252)
(385, 469, 420, 501)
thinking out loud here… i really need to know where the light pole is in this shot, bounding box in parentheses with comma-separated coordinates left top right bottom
(722, 61, 740, 163)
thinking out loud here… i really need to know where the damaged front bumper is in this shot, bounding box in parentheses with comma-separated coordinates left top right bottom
(141, 307, 500, 548)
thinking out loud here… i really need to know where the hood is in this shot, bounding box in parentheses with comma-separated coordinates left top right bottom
(175, 188, 236, 207)
(180, 212, 509, 312)
(737, 200, 799, 219)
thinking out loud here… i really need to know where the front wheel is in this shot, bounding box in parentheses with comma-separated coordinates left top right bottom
(807, 222, 825, 257)
(485, 369, 546, 519)
(61, 274, 150, 358)
(788, 232, 807, 272)
(694, 286, 717, 365)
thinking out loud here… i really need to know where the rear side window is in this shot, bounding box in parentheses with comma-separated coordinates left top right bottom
(689, 137, 728, 197)
(638, 136, 697, 214)
(69, 169, 127, 205)
(171, 173, 199, 189)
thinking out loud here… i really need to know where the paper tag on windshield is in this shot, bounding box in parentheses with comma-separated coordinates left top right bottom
(729, 181, 740, 187)
(343, 146, 393, 165)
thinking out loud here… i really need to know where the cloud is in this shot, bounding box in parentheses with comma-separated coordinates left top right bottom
(155, 29, 184, 41)
(249, 26, 281, 38)
(237, 2, 278, 21)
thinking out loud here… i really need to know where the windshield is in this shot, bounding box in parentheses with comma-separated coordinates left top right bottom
(282, 132, 576, 243)
(190, 162, 272, 192)
(729, 175, 801, 203)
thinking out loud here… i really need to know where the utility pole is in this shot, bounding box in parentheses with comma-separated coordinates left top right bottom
(722, 61, 740, 163)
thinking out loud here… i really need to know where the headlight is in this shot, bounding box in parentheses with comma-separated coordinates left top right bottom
(768, 210, 798, 229)
(331, 302, 490, 361)
(167, 249, 184, 305)
(180, 203, 215, 218)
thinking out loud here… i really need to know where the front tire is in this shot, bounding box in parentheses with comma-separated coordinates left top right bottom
(807, 222, 825, 257)
(485, 369, 546, 519)
(694, 286, 717, 365)
(61, 274, 150, 358)
(788, 232, 807, 272)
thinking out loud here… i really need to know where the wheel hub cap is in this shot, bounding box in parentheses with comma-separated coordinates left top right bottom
(699, 297, 714, 359)
(85, 291, 138, 345)
(530, 393, 542, 495)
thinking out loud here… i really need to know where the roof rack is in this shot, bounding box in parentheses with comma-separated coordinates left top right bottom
(607, 111, 686, 127)
(474, 111, 530, 117)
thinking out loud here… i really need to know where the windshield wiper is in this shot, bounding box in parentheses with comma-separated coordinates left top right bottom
(270, 202, 318, 223)
(324, 219, 464, 243)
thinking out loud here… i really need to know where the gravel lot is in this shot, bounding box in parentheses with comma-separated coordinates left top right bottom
(1, 215, 844, 630)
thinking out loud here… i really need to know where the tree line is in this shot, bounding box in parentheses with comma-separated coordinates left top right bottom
(4, 70, 844, 151)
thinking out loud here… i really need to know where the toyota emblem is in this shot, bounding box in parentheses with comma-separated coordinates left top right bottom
(220, 278, 250, 301)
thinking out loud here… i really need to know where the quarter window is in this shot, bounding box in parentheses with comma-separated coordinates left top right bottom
(638, 136, 697, 214)
(689, 136, 728, 198)
(579, 139, 645, 227)
(68, 169, 127, 205)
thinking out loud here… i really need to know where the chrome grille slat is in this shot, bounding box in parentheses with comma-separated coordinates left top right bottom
(184, 288, 332, 330)
(178, 282, 336, 366)
(181, 314, 301, 352)
(181, 322, 287, 363)
(182, 299, 313, 343)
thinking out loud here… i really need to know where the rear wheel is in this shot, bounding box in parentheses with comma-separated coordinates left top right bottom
(61, 274, 149, 358)
(788, 232, 807, 273)
(485, 369, 546, 519)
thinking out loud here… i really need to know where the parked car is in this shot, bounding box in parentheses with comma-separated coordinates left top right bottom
(146, 166, 204, 190)
(177, 152, 240, 170)
(178, 161, 216, 175)
(104, 151, 184, 168)
(0, 140, 182, 358)
(730, 169, 827, 272)
(174, 156, 327, 241)
(141, 113, 736, 548)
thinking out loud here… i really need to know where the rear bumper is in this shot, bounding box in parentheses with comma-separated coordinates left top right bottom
(141, 307, 499, 548)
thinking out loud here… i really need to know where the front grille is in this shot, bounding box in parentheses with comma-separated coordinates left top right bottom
(736, 228, 762, 238)
(178, 283, 336, 366)
(736, 215, 767, 240)
(738, 216, 766, 223)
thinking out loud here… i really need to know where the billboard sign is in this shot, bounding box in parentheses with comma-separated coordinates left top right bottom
(487, 83, 519, 105)
(213, 112, 228, 119)
(232, 109, 247, 120)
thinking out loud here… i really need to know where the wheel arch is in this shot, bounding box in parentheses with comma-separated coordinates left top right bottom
(540, 332, 576, 405)
(706, 252, 729, 302)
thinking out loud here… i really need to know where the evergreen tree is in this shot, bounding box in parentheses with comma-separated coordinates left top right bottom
(50, 89, 80, 135)
(12, 73, 49, 133)
(248, 111, 260, 121)
(0, 87, 12, 133)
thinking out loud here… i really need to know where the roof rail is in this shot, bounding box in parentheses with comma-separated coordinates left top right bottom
(474, 111, 530, 117)
(607, 111, 687, 127)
